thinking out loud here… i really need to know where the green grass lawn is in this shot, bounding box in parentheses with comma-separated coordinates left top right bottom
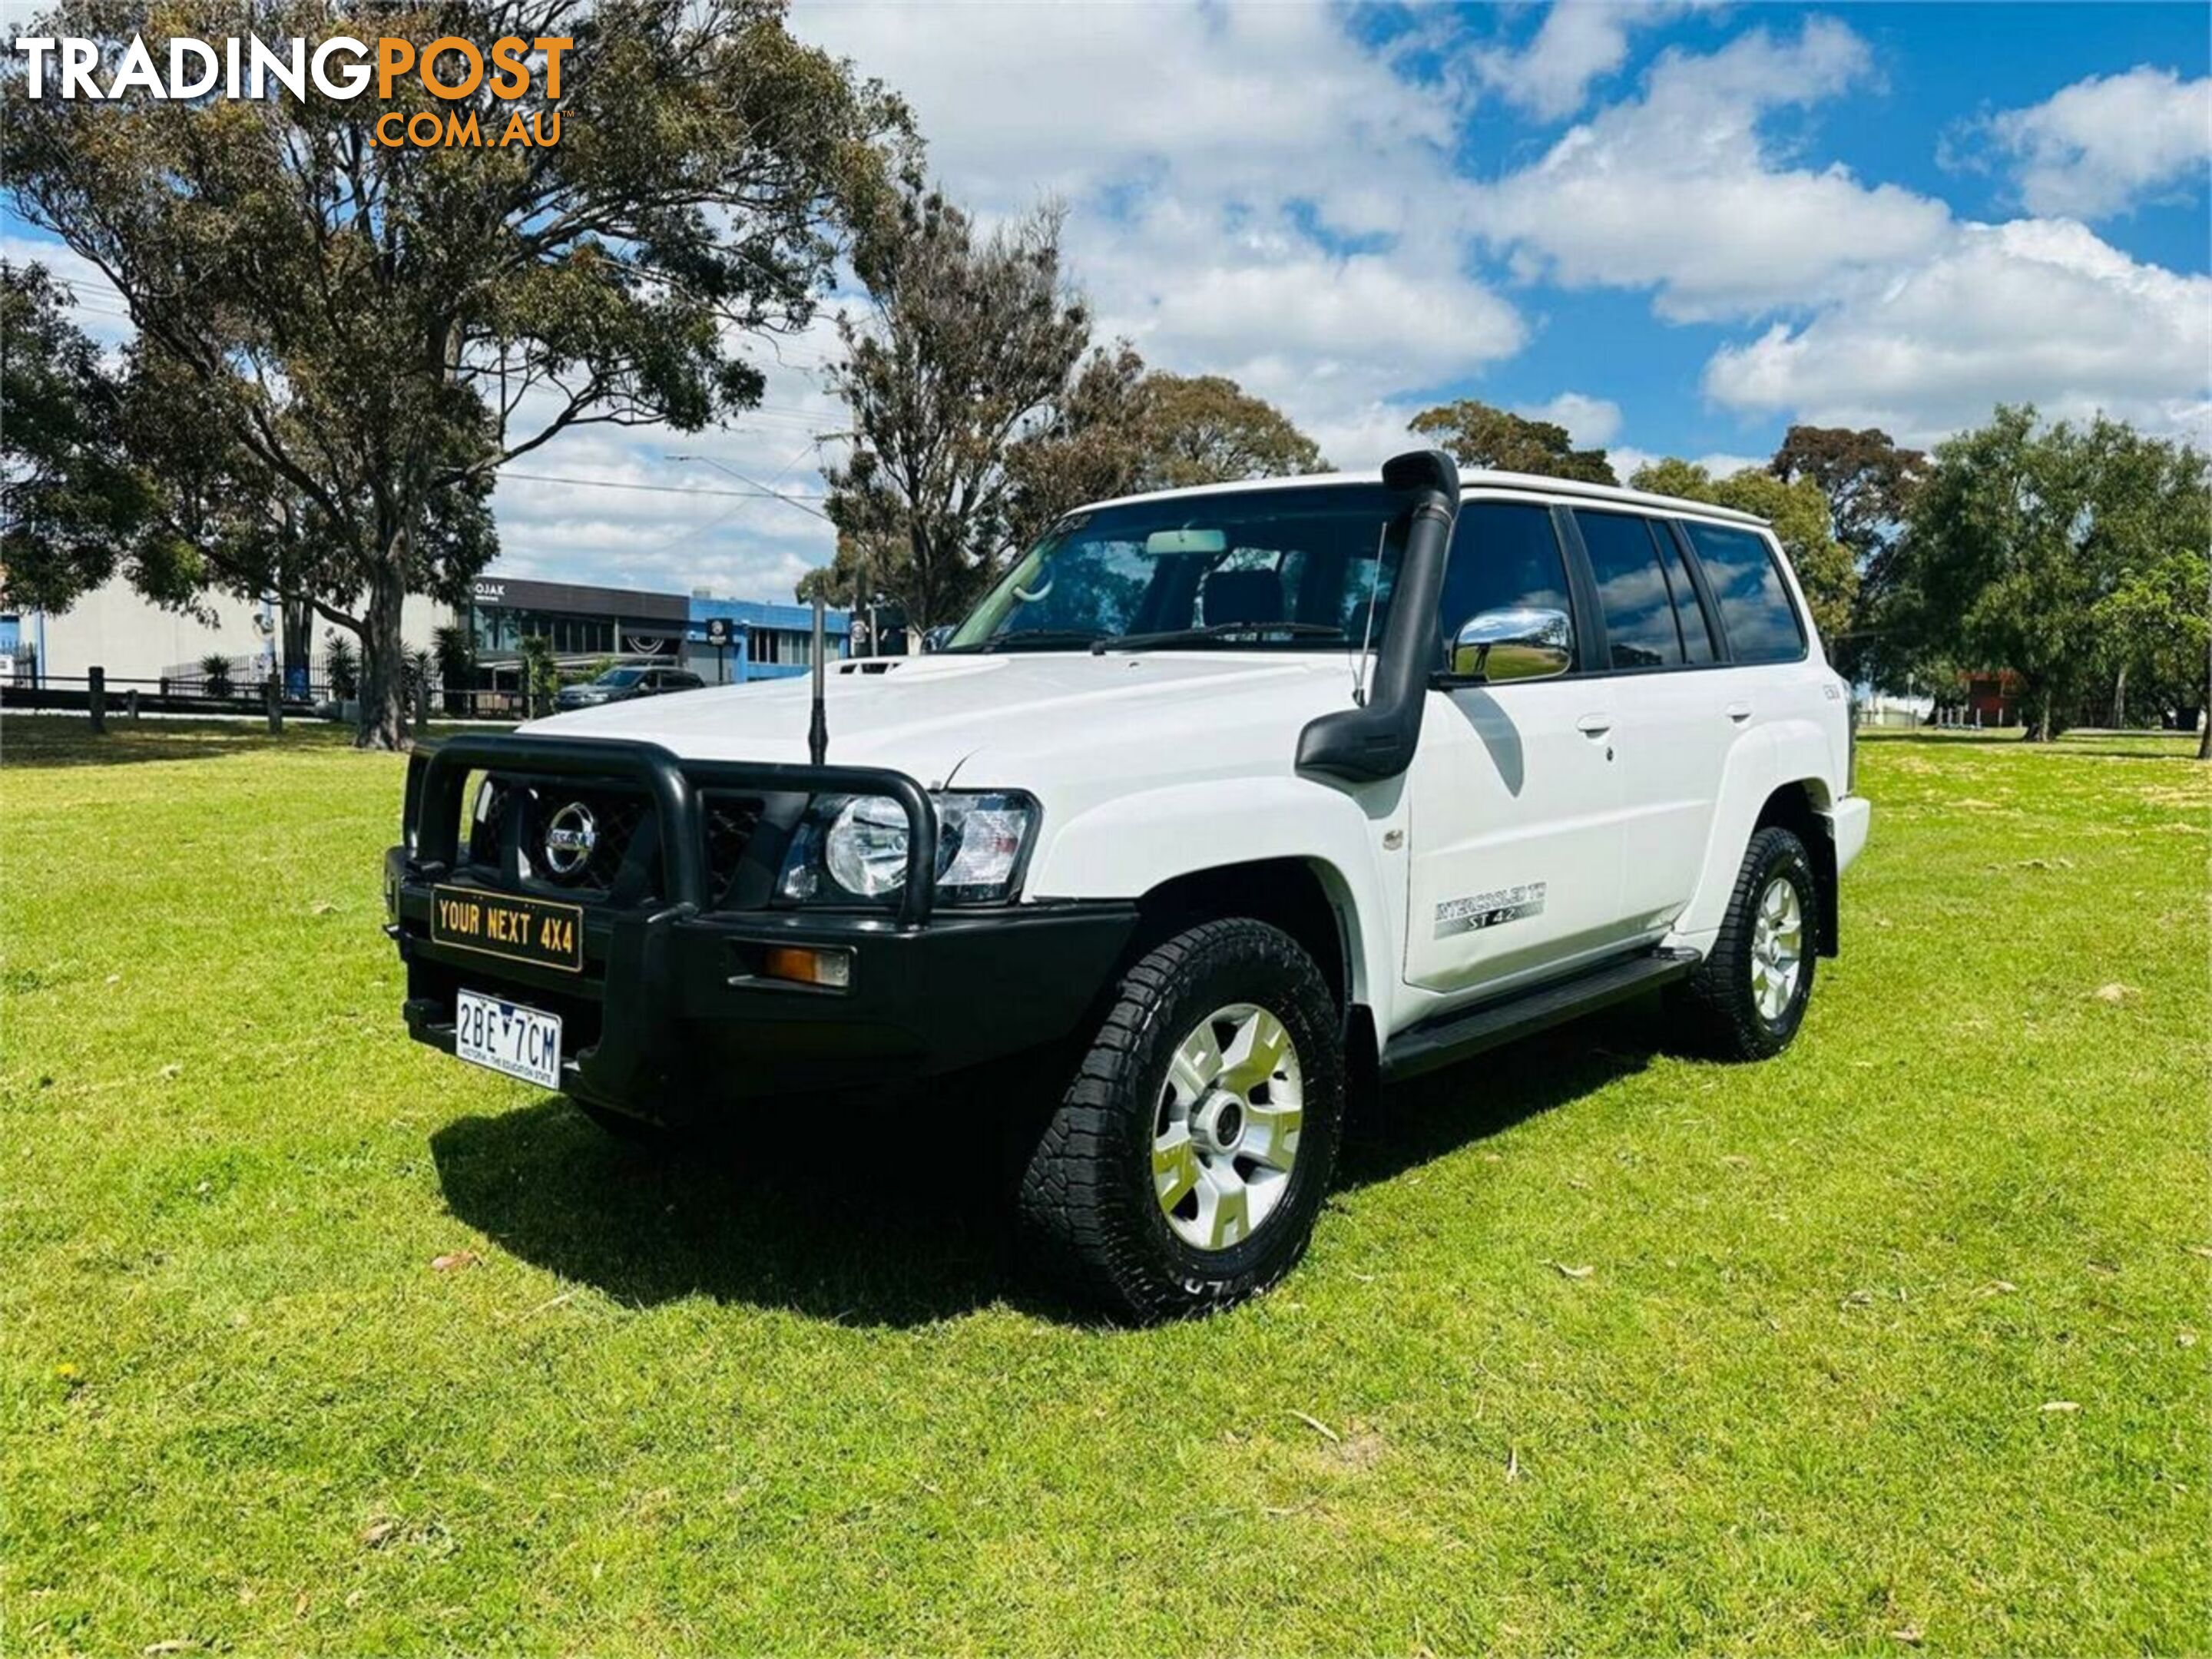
(3, 717, 2206, 1654)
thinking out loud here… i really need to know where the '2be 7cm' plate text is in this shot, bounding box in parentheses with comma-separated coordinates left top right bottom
(454, 990, 563, 1091)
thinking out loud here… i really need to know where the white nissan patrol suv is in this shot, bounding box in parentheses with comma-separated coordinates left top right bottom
(387, 449, 1870, 1321)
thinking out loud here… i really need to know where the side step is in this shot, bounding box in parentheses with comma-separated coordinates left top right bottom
(1379, 948, 1701, 1082)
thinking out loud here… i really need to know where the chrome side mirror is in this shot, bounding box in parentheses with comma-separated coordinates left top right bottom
(1449, 607, 1573, 683)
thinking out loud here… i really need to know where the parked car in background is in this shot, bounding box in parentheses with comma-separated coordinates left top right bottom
(554, 664, 705, 711)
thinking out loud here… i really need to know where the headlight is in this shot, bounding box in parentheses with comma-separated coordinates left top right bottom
(825, 796, 911, 898)
(778, 790, 1038, 906)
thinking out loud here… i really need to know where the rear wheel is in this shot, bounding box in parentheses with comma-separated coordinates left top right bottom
(1674, 825, 1819, 1060)
(1018, 918, 1344, 1323)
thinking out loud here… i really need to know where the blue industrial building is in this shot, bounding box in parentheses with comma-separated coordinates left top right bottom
(462, 575, 850, 689)
(684, 594, 853, 684)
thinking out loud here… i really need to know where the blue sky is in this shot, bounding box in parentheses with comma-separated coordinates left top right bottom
(6, 2, 2207, 601)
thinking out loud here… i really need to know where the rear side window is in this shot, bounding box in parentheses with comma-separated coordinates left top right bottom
(1437, 503, 1574, 659)
(1656, 528, 1717, 663)
(1684, 522, 1806, 664)
(1574, 510, 1683, 670)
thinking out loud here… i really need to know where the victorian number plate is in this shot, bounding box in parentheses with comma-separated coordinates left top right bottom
(454, 990, 564, 1091)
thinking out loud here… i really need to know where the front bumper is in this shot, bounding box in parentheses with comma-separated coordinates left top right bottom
(387, 734, 1137, 1124)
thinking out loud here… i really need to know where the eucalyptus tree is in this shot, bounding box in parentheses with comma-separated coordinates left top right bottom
(5, 0, 912, 746)
(823, 190, 1091, 629)
(1408, 398, 1618, 485)
(1883, 407, 2209, 743)
(0, 261, 168, 612)
(999, 354, 1326, 555)
(1769, 425, 1929, 565)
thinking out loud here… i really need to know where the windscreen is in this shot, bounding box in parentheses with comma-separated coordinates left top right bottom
(947, 482, 1405, 652)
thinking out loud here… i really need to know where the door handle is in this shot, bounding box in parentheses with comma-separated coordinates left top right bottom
(1575, 714, 1614, 737)
(1724, 701, 1753, 722)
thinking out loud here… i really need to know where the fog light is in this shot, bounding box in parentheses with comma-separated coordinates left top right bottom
(760, 945, 853, 989)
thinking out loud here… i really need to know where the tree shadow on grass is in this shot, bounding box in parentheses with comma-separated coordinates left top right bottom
(429, 998, 1667, 1330)
(1866, 730, 2199, 761)
(0, 720, 359, 769)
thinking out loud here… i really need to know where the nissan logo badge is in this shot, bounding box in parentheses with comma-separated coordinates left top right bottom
(542, 800, 598, 879)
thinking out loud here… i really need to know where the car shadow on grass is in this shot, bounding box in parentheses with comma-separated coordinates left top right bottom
(1336, 999, 1662, 1194)
(429, 998, 1666, 1329)
(429, 1091, 1054, 1328)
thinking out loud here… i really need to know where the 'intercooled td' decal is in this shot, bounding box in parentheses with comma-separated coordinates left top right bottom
(431, 886, 584, 972)
(1435, 882, 1548, 938)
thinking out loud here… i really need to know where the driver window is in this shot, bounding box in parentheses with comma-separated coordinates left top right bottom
(1436, 503, 1574, 662)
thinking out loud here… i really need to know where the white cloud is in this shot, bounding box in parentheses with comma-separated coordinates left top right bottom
(1965, 66, 2212, 219)
(793, 0, 1522, 445)
(1474, 0, 1699, 123)
(1469, 18, 1954, 321)
(482, 316, 849, 599)
(1296, 401, 1430, 473)
(3, 223, 849, 598)
(1701, 217, 2212, 445)
(1690, 452, 1769, 478)
(1515, 391, 1622, 447)
(1469, 22, 2210, 451)
(1085, 232, 1522, 413)
(797, 2, 1460, 237)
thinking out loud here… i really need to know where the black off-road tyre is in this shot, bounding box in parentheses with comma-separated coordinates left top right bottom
(1018, 919, 1345, 1323)
(1673, 825, 1820, 1061)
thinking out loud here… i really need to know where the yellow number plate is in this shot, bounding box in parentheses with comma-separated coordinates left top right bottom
(430, 885, 584, 973)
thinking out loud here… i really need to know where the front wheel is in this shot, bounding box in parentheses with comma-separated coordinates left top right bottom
(1018, 918, 1345, 1323)
(1674, 824, 1819, 1061)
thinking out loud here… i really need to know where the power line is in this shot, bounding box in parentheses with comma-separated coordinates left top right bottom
(666, 452, 832, 522)
(498, 469, 826, 507)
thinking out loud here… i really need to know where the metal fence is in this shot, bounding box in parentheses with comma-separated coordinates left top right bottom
(0, 670, 526, 724)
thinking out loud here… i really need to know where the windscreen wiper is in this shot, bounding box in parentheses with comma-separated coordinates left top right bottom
(942, 629, 1108, 654)
(1091, 621, 1344, 654)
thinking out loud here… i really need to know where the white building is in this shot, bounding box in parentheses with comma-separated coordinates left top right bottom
(7, 578, 444, 690)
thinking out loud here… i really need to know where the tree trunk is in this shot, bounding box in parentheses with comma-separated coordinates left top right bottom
(2199, 637, 2211, 760)
(909, 522, 935, 632)
(281, 596, 313, 697)
(2108, 663, 2126, 730)
(356, 563, 410, 751)
(2025, 685, 2058, 743)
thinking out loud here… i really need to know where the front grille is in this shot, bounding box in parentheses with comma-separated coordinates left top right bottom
(465, 777, 512, 866)
(450, 767, 784, 914)
(525, 784, 651, 896)
(461, 776, 659, 901)
(704, 793, 766, 909)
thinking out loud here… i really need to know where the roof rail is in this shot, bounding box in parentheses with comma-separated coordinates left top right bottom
(1459, 469, 1768, 527)
(1066, 466, 1772, 528)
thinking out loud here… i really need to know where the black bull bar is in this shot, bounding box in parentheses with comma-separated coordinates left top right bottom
(404, 732, 941, 925)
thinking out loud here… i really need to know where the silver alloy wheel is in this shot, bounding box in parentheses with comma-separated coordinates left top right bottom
(1750, 875, 1806, 1022)
(1151, 1002, 1303, 1252)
